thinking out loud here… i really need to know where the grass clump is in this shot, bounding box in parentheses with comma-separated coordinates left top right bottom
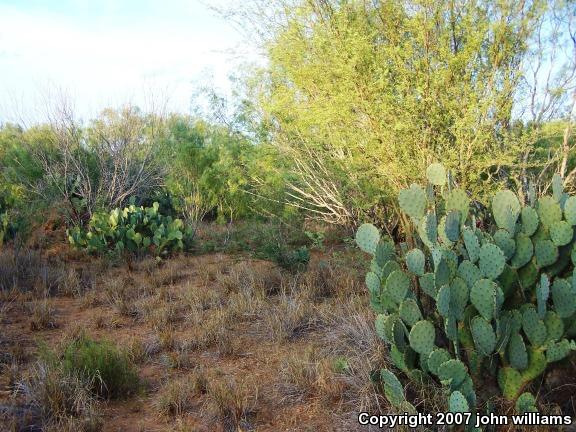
(45, 334, 140, 399)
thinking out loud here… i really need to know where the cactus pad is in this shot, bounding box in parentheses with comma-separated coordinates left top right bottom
(462, 227, 480, 263)
(521, 207, 540, 236)
(546, 339, 576, 363)
(435, 257, 451, 288)
(537, 196, 562, 228)
(426, 163, 447, 186)
(534, 239, 558, 267)
(408, 320, 436, 355)
(498, 367, 523, 400)
(471, 316, 496, 356)
(536, 274, 549, 319)
(419, 273, 438, 298)
(428, 348, 451, 376)
(399, 299, 422, 326)
(565, 196, 576, 225)
(471, 278, 499, 321)
(507, 332, 528, 370)
(356, 223, 380, 254)
(492, 190, 521, 233)
(479, 243, 506, 280)
(438, 216, 454, 247)
(445, 210, 461, 242)
(438, 359, 468, 389)
(494, 229, 516, 259)
(516, 392, 537, 414)
(406, 248, 425, 276)
(521, 308, 547, 347)
(375, 240, 396, 266)
(436, 285, 452, 318)
(549, 221, 573, 246)
(375, 314, 388, 342)
(510, 234, 533, 269)
(450, 277, 469, 320)
(449, 391, 470, 413)
(551, 278, 576, 318)
(445, 189, 470, 223)
(399, 184, 427, 221)
(458, 260, 482, 288)
(365, 272, 381, 296)
(419, 212, 438, 247)
(382, 261, 401, 280)
(544, 311, 564, 342)
(380, 369, 405, 407)
(385, 270, 410, 304)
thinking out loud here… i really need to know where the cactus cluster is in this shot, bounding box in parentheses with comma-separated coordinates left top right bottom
(357, 165, 576, 426)
(67, 201, 193, 255)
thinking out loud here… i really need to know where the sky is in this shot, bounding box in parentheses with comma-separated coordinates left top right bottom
(0, 0, 260, 124)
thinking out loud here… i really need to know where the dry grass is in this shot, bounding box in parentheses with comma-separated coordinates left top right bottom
(204, 376, 258, 431)
(28, 299, 58, 330)
(154, 370, 207, 417)
(262, 293, 319, 343)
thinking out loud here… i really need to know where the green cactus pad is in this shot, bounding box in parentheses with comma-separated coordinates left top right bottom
(565, 196, 576, 225)
(375, 240, 396, 267)
(385, 270, 410, 304)
(522, 348, 547, 382)
(516, 392, 537, 414)
(546, 339, 576, 363)
(381, 313, 400, 342)
(494, 229, 516, 259)
(426, 163, 447, 186)
(435, 257, 451, 288)
(392, 318, 409, 353)
(428, 348, 451, 376)
(479, 243, 506, 280)
(544, 311, 564, 343)
(399, 299, 422, 326)
(438, 359, 468, 389)
(471, 316, 496, 356)
(458, 260, 482, 288)
(492, 190, 521, 233)
(521, 207, 540, 236)
(521, 308, 547, 347)
(536, 274, 549, 319)
(382, 261, 401, 280)
(375, 314, 388, 342)
(436, 285, 452, 318)
(419, 212, 438, 247)
(449, 391, 470, 413)
(369, 259, 383, 278)
(551, 278, 576, 318)
(498, 367, 523, 400)
(406, 248, 425, 276)
(445, 316, 458, 341)
(399, 184, 427, 221)
(419, 273, 437, 298)
(471, 278, 499, 321)
(537, 196, 562, 228)
(409, 320, 436, 355)
(445, 210, 461, 242)
(438, 216, 454, 247)
(365, 272, 381, 296)
(549, 221, 574, 246)
(510, 234, 534, 269)
(450, 277, 469, 320)
(445, 189, 470, 223)
(534, 239, 558, 267)
(507, 332, 528, 370)
(518, 261, 539, 289)
(462, 227, 480, 263)
(356, 223, 380, 254)
(380, 369, 405, 407)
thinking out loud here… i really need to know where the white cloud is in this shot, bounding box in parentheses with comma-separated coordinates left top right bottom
(0, 1, 262, 124)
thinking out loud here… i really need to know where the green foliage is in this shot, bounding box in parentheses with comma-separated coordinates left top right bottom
(357, 163, 576, 418)
(67, 202, 193, 256)
(59, 336, 139, 399)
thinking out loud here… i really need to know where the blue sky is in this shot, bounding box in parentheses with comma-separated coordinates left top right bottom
(0, 0, 260, 123)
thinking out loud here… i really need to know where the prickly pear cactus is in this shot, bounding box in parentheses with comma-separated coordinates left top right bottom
(357, 163, 576, 423)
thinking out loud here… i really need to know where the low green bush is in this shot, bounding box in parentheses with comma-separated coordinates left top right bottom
(59, 336, 139, 399)
(67, 201, 193, 255)
(356, 163, 576, 421)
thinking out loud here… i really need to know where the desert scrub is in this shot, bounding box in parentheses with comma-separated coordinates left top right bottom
(41, 335, 140, 399)
(356, 163, 576, 422)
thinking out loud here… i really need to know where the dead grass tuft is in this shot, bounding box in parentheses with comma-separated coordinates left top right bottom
(204, 376, 258, 431)
(28, 299, 58, 330)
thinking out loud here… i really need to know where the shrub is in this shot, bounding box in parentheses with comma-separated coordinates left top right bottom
(356, 163, 576, 419)
(58, 336, 139, 399)
(67, 201, 193, 255)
